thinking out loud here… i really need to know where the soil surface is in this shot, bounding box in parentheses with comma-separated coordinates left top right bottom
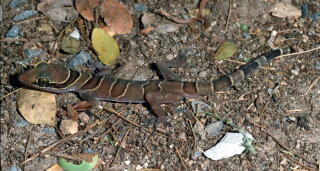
(1, 0, 320, 170)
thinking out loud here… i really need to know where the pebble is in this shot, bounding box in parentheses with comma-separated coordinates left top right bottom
(166, 54, 174, 60)
(134, 4, 147, 12)
(302, 4, 309, 18)
(25, 49, 41, 58)
(199, 71, 207, 78)
(13, 10, 37, 21)
(6, 24, 22, 38)
(242, 32, 251, 39)
(10, 0, 27, 8)
(69, 29, 80, 39)
(311, 13, 319, 22)
(60, 120, 78, 135)
(205, 121, 224, 137)
(43, 127, 55, 134)
(79, 112, 90, 123)
(291, 69, 299, 76)
(315, 61, 320, 70)
(155, 24, 180, 34)
(67, 50, 92, 69)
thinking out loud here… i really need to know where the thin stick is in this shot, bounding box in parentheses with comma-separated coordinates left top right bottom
(275, 46, 320, 59)
(21, 120, 102, 165)
(225, 0, 232, 29)
(175, 146, 189, 170)
(304, 76, 320, 96)
(0, 88, 22, 101)
(15, 16, 47, 24)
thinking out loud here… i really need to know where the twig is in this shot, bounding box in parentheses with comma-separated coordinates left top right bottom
(15, 16, 47, 25)
(188, 120, 197, 152)
(0, 37, 54, 42)
(280, 149, 317, 171)
(111, 116, 138, 166)
(304, 76, 320, 96)
(0, 88, 22, 101)
(275, 46, 320, 59)
(262, 129, 318, 166)
(175, 146, 189, 170)
(107, 107, 183, 141)
(21, 120, 102, 165)
(225, 0, 232, 29)
(259, 86, 279, 115)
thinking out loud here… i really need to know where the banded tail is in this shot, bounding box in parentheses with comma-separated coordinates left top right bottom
(212, 47, 290, 92)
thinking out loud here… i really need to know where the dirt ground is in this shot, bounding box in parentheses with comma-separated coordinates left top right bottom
(1, 0, 319, 170)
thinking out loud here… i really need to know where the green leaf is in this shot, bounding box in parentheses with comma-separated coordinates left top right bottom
(214, 42, 238, 60)
(58, 154, 99, 171)
(92, 28, 120, 65)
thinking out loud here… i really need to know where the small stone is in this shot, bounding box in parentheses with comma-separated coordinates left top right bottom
(169, 144, 175, 149)
(137, 59, 145, 66)
(205, 121, 224, 137)
(291, 69, 299, 76)
(125, 160, 131, 165)
(199, 71, 207, 78)
(67, 51, 92, 69)
(136, 165, 143, 170)
(13, 10, 37, 21)
(193, 120, 207, 140)
(155, 23, 180, 34)
(315, 61, 320, 70)
(25, 49, 41, 58)
(60, 120, 78, 135)
(6, 24, 23, 38)
(10, 0, 27, 8)
(178, 132, 187, 141)
(134, 4, 147, 12)
(166, 54, 174, 60)
(43, 127, 55, 134)
(69, 29, 80, 39)
(79, 112, 90, 123)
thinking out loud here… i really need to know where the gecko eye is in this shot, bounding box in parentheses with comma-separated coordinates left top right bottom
(36, 77, 49, 87)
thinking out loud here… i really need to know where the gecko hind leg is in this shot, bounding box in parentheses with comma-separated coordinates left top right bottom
(145, 91, 186, 126)
(156, 50, 190, 81)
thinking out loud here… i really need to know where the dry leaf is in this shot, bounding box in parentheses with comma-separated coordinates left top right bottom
(17, 88, 57, 126)
(92, 28, 120, 65)
(67, 104, 79, 121)
(46, 164, 63, 171)
(75, 0, 100, 21)
(73, 101, 93, 111)
(37, 0, 78, 22)
(100, 0, 133, 34)
(265, 2, 301, 19)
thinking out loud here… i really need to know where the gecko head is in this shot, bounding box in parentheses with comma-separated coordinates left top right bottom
(18, 62, 71, 92)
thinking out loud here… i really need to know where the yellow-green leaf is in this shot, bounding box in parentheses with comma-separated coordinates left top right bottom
(215, 42, 238, 60)
(92, 28, 120, 65)
(58, 154, 99, 171)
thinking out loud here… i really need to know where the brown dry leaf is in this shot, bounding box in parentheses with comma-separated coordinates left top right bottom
(67, 104, 79, 121)
(75, 0, 100, 21)
(73, 101, 93, 111)
(100, 0, 133, 34)
(46, 164, 63, 171)
(17, 88, 57, 126)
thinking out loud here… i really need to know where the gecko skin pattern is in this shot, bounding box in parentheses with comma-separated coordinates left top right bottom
(18, 48, 291, 124)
